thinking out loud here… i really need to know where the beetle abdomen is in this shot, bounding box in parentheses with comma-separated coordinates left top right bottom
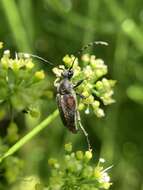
(56, 94, 78, 133)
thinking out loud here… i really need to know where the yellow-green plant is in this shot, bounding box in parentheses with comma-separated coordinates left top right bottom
(0, 48, 51, 118)
(0, 43, 115, 189)
(35, 143, 112, 190)
(53, 54, 116, 117)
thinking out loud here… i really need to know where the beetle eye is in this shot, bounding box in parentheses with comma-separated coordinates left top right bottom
(69, 70, 73, 75)
(68, 70, 73, 78)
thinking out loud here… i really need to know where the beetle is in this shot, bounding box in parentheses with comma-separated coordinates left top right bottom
(55, 41, 108, 150)
(20, 41, 108, 150)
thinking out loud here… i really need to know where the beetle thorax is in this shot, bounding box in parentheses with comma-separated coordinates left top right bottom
(59, 79, 73, 95)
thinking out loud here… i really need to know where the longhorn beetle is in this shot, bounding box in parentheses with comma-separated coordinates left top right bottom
(19, 41, 108, 150)
(55, 41, 108, 150)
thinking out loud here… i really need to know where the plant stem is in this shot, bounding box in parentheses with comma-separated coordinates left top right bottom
(0, 109, 59, 163)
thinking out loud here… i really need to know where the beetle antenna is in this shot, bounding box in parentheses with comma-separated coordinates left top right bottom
(69, 41, 108, 70)
(18, 52, 54, 65)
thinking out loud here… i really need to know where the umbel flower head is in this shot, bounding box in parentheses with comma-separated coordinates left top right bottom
(53, 54, 116, 118)
(0, 47, 52, 117)
(48, 143, 112, 190)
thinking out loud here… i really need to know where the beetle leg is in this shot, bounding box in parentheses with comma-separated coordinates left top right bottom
(73, 79, 84, 89)
(76, 111, 91, 150)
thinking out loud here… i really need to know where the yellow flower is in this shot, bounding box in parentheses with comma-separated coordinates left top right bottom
(83, 65, 93, 79)
(78, 103, 85, 110)
(25, 61, 34, 70)
(64, 143, 72, 152)
(76, 151, 84, 160)
(63, 55, 73, 67)
(85, 150, 92, 160)
(82, 95, 94, 104)
(94, 108, 105, 118)
(52, 67, 63, 77)
(35, 70, 45, 80)
(81, 54, 90, 62)
(92, 100, 100, 109)
(94, 166, 103, 179)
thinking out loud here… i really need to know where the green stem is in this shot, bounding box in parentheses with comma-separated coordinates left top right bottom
(0, 109, 59, 163)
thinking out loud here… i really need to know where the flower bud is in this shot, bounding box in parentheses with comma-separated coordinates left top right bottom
(84, 150, 92, 161)
(63, 54, 72, 65)
(102, 78, 110, 89)
(81, 54, 90, 62)
(92, 100, 100, 109)
(34, 70, 45, 80)
(64, 143, 72, 152)
(26, 61, 34, 70)
(82, 91, 90, 97)
(76, 151, 83, 160)
(90, 55, 96, 61)
(78, 103, 85, 110)
(82, 166, 93, 178)
(65, 155, 70, 161)
(94, 108, 105, 118)
(82, 95, 94, 104)
(4, 49, 10, 57)
(95, 81, 104, 90)
(83, 66, 93, 78)
(95, 70, 106, 78)
(52, 67, 62, 77)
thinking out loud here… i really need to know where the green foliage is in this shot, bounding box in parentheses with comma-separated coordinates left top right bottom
(47, 143, 112, 190)
(0, 47, 51, 116)
(1, 0, 143, 189)
(0, 45, 53, 188)
(3, 156, 24, 184)
(0, 43, 114, 189)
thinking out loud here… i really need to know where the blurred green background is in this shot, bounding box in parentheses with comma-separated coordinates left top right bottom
(0, 0, 143, 189)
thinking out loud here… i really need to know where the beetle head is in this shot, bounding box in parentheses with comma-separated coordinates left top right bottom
(61, 41, 108, 79)
(62, 69, 73, 79)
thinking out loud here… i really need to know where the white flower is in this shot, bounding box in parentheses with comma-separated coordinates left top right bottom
(102, 172, 110, 182)
(95, 108, 105, 118)
(82, 54, 90, 62)
(23, 53, 30, 58)
(4, 49, 10, 55)
(99, 158, 105, 163)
